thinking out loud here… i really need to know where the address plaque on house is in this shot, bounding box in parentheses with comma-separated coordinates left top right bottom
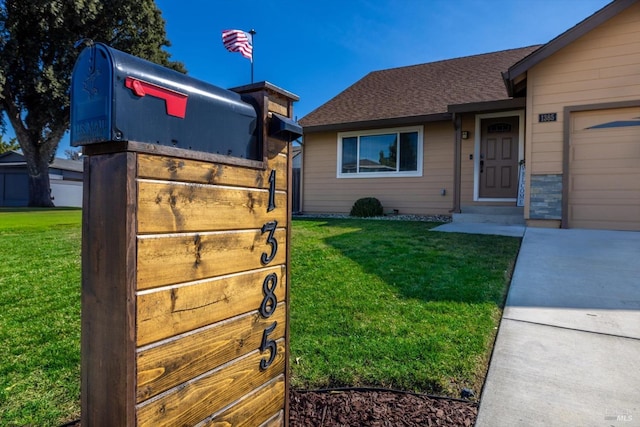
(538, 113, 558, 122)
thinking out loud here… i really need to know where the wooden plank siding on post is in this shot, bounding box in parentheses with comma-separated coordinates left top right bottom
(136, 228, 287, 289)
(136, 269, 286, 346)
(134, 145, 289, 426)
(197, 376, 286, 427)
(136, 341, 286, 427)
(81, 141, 290, 426)
(137, 181, 287, 233)
(137, 305, 287, 401)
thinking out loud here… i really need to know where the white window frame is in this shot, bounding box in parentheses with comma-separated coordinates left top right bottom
(336, 126, 424, 178)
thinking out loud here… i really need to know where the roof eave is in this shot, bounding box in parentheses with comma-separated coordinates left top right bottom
(448, 98, 526, 114)
(502, 71, 515, 98)
(504, 0, 637, 89)
(302, 113, 452, 134)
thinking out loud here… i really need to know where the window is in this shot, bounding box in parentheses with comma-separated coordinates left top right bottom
(487, 123, 512, 133)
(337, 127, 423, 178)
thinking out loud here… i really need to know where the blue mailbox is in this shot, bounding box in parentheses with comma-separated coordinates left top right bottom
(71, 43, 260, 160)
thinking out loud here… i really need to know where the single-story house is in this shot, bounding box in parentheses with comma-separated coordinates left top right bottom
(0, 151, 84, 207)
(299, 0, 639, 231)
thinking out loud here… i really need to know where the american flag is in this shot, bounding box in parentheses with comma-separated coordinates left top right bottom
(222, 29, 253, 61)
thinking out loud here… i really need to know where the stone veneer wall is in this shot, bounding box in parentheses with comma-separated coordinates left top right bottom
(529, 174, 562, 219)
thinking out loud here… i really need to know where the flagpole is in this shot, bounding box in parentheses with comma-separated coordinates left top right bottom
(249, 29, 256, 83)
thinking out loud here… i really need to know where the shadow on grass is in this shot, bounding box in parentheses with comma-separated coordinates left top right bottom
(290, 218, 522, 394)
(306, 218, 520, 307)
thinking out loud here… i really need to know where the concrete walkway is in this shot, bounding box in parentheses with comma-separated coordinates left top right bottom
(476, 228, 640, 427)
(431, 222, 526, 237)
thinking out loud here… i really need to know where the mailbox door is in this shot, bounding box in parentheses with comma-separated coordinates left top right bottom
(71, 45, 113, 145)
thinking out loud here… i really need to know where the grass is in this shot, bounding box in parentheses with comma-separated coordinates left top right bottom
(0, 208, 82, 426)
(290, 218, 520, 395)
(0, 211, 520, 426)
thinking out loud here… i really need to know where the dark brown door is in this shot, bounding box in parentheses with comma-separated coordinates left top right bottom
(479, 117, 519, 198)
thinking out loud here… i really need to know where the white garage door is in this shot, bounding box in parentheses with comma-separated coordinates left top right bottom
(568, 107, 640, 231)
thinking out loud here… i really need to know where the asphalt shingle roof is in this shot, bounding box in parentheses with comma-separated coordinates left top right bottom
(300, 45, 541, 129)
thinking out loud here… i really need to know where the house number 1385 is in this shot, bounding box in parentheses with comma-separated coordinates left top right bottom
(259, 170, 278, 370)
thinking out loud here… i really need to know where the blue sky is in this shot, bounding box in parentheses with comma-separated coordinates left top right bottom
(54, 0, 611, 155)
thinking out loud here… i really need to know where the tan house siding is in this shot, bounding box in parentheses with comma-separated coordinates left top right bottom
(525, 1, 640, 220)
(302, 122, 454, 215)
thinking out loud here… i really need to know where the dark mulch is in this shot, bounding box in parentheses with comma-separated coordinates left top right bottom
(61, 389, 477, 427)
(290, 389, 478, 427)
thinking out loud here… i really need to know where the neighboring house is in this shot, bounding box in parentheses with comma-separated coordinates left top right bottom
(0, 151, 83, 207)
(299, 0, 639, 231)
(292, 144, 302, 213)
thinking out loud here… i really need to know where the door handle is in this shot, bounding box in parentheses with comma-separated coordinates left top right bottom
(480, 160, 484, 173)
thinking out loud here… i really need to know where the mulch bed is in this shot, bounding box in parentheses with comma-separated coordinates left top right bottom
(62, 389, 477, 427)
(290, 389, 477, 426)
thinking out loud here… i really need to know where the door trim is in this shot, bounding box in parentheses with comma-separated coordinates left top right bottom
(474, 110, 524, 202)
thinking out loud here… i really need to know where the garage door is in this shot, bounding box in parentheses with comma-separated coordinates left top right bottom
(568, 107, 640, 231)
(0, 172, 29, 207)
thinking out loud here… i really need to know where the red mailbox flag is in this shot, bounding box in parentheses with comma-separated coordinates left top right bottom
(222, 29, 253, 61)
(124, 77, 188, 118)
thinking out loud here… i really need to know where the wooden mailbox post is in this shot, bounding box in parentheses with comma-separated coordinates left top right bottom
(73, 45, 300, 426)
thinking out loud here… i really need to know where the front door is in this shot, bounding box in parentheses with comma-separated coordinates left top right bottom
(479, 116, 519, 199)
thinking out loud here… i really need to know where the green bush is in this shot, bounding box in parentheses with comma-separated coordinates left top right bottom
(350, 197, 383, 217)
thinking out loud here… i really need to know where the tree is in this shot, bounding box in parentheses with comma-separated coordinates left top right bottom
(0, 0, 185, 206)
(64, 148, 82, 160)
(0, 134, 19, 153)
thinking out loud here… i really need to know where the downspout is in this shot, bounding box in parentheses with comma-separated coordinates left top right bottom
(451, 113, 462, 214)
(297, 136, 304, 215)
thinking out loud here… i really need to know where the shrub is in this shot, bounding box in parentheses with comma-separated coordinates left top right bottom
(350, 197, 383, 217)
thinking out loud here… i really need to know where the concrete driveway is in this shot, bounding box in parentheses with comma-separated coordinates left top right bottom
(476, 228, 640, 427)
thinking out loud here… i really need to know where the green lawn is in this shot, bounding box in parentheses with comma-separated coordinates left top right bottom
(0, 210, 520, 426)
(290, 218, 520, 394)
(0, 209, 82, 426)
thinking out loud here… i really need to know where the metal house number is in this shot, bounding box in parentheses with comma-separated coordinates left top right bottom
(259, 169, 278, 370)
(538, 113, 557, 123)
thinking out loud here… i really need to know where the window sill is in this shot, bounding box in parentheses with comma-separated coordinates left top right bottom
(337, 172, 423, 179)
